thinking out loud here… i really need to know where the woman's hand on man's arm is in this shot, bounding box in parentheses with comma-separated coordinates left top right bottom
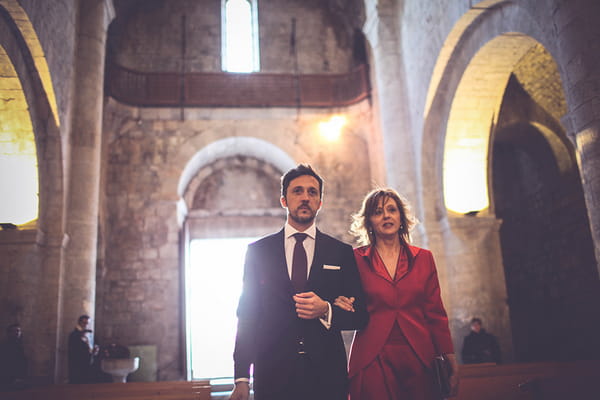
(333, 296, 355, 312)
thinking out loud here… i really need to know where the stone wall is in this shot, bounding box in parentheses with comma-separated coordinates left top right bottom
(110, 0, 222, 72)
(109, 0, 362, 74)
(0, 0, 76, 382)
(1, 0, 600, 383)
(258, 0, 361, 73)
(492, 76, 600, 362)
(18, 0, 77, 129)
(97, 98, 374, 379)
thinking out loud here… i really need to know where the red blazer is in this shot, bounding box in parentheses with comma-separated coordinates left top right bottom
(348, 245, 454, 378)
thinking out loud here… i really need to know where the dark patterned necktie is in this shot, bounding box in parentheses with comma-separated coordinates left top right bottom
(291, 233, 308, 293)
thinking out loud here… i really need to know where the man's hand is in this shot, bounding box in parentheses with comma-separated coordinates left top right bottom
(294, 291, 328, 319)
(229, 381, 250, 400)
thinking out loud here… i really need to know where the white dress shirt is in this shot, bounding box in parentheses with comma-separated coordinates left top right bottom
(284, 222, 317, 279)
(284, 222, 332, 330)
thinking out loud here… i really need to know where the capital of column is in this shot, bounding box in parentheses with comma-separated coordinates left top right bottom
(446, 214, 503, 245)
(560, 111, 576, 144)
(103, 0, 116, 30)
(363, 0, 398, 50)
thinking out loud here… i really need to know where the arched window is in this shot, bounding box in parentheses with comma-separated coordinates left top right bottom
(221, 0, 260, 72)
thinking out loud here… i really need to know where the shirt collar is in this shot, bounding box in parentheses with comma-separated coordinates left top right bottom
(284, 222, 317, 240)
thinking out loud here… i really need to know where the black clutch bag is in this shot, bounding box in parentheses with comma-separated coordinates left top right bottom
(433, 354, 452, 398)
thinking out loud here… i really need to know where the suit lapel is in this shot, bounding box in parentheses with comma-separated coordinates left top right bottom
(306, 229, 323, 289)
(270, 229, 295, 296)
(361, 245, 394, 284)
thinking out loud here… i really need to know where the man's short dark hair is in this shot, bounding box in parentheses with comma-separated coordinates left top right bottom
(78, 315, 90, 323)
(281, 164, 324, 199)
(6, 323, 20, 333)
(471, 317, 482, 325)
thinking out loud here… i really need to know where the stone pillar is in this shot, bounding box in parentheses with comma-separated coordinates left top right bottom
(56, 0, 114, 383)
(441, 216, 514, 363)
(362, 0, 423, 225)
(569, 124, 600, 275)
(556, 0, 600, 274)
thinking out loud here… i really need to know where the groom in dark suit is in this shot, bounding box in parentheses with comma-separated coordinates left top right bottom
(230, 164, 368, 400)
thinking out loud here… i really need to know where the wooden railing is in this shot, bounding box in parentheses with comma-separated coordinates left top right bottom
(107, 63, 371, 108)
(3, 380, 211, 400)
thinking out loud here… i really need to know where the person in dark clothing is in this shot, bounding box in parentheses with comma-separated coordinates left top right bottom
(462, 318, 502, 364)
(0, 324, 28, 391)
(68, 315, 97, 384)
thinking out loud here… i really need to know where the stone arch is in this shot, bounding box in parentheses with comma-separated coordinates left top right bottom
(421, 0, 563, 223)
(0, 2, 63, 379)
(421, 0, 598, 363)
(183, 156, 283, 213)
(0, 0, 59, 126)
(442, 33, 539, 214)
(0, 2, 63, 238)
(177, 136, 297, 223)
(420, 0, 565, 362)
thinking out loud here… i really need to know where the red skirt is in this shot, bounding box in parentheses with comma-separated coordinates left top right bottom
(349, 323, 437, 400)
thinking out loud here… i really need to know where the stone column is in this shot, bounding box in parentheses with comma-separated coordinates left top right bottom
(362, 0, 424, 229)
(56, 0, 114, 383)
(569, 124, 600, 275)
(557, 0, 600, 275)
(441, 216, 514, 363)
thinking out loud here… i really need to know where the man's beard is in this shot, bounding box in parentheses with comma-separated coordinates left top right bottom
(289, 206, 317, 224)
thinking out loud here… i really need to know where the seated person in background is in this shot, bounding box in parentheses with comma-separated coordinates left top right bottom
(462, 318, 502, 364)
(0, 324, 28, 391)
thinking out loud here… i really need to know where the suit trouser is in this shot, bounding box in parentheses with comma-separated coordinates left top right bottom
(255, 354, 345, 400)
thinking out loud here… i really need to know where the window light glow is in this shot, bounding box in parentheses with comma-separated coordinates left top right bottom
(187, 237, 257, 379)
(443, 136, 489, 214)
(318, 115, 347, 142)
(0, 47, 38, 225)
(0, 153, 38, 225)
(223, 0, 259, 73)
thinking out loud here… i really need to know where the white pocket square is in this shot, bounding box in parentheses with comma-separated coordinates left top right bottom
(323, 264, 341, 270)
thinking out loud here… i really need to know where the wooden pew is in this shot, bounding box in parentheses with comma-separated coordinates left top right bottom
(2, 380, 211, 400)
(456, 360, 600, 400)
(4, 361, 599, 400)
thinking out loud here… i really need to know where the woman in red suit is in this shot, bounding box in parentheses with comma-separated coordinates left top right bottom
(335, 188, 459, 399)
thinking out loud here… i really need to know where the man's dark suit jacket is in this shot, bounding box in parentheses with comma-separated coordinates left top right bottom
(233, 228, 368, 399)
(68, 329, 93, 384)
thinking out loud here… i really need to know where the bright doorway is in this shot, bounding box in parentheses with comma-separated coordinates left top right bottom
(185, 237, 257, 380)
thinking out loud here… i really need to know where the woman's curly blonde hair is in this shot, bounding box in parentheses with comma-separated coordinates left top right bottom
(350, 188, 418, 262)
